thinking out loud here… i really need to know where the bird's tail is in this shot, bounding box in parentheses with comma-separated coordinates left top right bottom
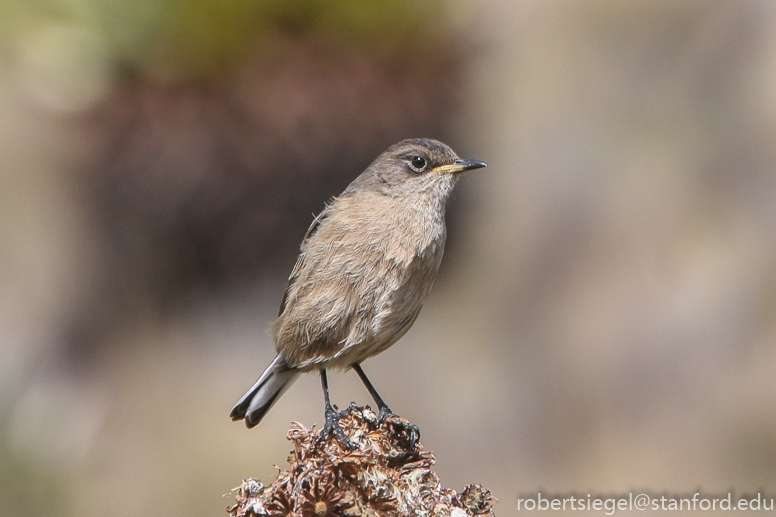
(230, 355, 299, 428)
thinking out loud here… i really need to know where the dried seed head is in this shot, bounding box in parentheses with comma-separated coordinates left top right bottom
(228, 405, 496, 517)
(459, 484, 497, 516)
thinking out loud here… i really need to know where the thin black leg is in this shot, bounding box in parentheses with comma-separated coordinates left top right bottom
(321, 368, 334, 409)
(317, 368, 354, 449)
(352, 363, 419, 448)
(352, 363, 391, 415)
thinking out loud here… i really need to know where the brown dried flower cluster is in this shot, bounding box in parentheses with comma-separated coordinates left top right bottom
(227, 404, 496, 517)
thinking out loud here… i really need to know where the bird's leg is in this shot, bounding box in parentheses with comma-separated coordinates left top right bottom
(352, 363, 392, 418)
(316, 368, 354, 449)
(352, 363, 420, 448)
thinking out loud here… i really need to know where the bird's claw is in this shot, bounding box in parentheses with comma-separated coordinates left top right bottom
(316, 405, 355, 450)
(402, 423, 420, 450)
(378, 405, 393, 422)
(378, 407, 420, 450)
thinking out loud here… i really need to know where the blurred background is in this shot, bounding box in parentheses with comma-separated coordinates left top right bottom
(2, 0, 776, 515)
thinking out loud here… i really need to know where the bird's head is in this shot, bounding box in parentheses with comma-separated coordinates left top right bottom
(345, 138, 487, 201)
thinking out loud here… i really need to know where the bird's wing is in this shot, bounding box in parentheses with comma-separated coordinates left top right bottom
(277, 207, 330, 317)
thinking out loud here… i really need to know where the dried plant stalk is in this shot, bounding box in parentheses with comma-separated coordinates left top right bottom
(227, 404, 496, 517)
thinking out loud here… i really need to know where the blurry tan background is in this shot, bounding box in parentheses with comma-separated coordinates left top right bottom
(2, 1, 776, 516)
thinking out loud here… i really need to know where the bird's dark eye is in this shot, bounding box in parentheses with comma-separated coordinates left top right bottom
(409, 155, 427, 172)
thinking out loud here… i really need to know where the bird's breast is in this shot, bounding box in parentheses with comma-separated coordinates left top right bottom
(273, 192, 448, 369)
(339, 192, 447, 264)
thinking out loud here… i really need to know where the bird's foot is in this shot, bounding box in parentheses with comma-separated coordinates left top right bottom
(316, 404, 355, 450)
(378, 406, 420, 450)
(377, 405, 393, 422)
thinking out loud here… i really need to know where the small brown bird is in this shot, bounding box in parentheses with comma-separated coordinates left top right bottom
(230, 139, 486, 443)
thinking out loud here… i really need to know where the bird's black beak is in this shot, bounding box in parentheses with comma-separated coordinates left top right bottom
(436, 159, 488, 175)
